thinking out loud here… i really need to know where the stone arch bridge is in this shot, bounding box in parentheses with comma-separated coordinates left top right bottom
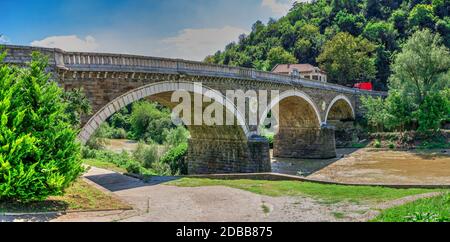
(3, 45, 385, 174)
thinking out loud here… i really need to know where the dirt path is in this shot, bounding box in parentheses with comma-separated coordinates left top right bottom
(48, 167, 371, 222)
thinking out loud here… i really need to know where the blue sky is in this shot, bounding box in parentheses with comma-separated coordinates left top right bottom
(1, 0, 298, 60)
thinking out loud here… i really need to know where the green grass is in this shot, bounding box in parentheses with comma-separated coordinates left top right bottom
(167, 178, 442, 204)
(372, 193, 450, 222)
(0, 179, 131, 213)
(83, 159, 128, 173)
(261, 204, 270, 214)
(332, 212, 346, 219)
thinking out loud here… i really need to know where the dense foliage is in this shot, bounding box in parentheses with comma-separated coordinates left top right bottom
(362, 30, 450, 133)
(205, 0, 450, 90)
(0, 52, 83, 202)
(62, 88, 92, 128)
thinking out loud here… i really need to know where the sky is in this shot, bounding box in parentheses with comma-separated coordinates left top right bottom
(0, 0, 300, 61)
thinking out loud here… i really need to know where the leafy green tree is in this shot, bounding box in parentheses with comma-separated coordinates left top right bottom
(389, 29, 450, 103)
(62, 88, 92, 128)
(364, 0, 383, 19)
(363, 21, 398, 51)
(334, 10, 366, 36)
(361, 96, 388, 132)
(317, 32, 377, 86)
(390, 9, 409, 37)
(0, 52, 83, 202)
(415, 91, 450, 133)
(164, 126, 189, 147)
(384, 91, 415, 131)
(130, 101, 173, 144)
(409, 4, 437, 29)
(435, 17, 450, 47)
(432, 0, 450, 18)
(267, 47, 297, 70)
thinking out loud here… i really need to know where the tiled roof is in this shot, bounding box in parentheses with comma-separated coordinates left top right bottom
(272, 64, 323, 73)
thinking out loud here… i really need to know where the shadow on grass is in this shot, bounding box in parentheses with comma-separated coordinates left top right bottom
(0, 199, 68, 222)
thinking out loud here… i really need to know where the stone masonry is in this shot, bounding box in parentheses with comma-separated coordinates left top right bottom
(3, 45, 386, 174)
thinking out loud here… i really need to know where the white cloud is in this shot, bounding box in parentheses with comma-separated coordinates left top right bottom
(160, 26, 249, 60)
(29, 25, 248, 61)
(30, 35, 99, 52)
(261, 0, 310, 15)
(0, 35, 10, 44)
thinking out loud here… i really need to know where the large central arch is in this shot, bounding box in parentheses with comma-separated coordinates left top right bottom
(259, 90, 336, 159)
(79, 81, 270, 174)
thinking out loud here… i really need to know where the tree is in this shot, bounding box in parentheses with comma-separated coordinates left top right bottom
(317, 32, 377, 86)
(408, 4, 437, 30)
(130, 101, 173, 144)
(389, 29, 450, 103)
(361, 96, 388, 132)
(390, 9, 409, 38)
(0, 52, 83, 202)
(364, 0, 383, 19)
(333, 10, 366, 36)
(415, 91, 450, 133)
(267, 47, 297, 70)
(62, 88, 92, 128)
(432, 0, 450, 18)
(384, 90, 414, 131)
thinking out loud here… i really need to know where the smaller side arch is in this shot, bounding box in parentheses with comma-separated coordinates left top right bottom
(325, 95, 355, 122)
(257, 90, 322, 135)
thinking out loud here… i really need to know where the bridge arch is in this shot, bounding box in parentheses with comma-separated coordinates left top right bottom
(258, 90, 335, 159)
(258, 90, 322, 134)
(78, 81, 269, 174)
(78, 81, 250, 144)
(325, 95, 355, 123)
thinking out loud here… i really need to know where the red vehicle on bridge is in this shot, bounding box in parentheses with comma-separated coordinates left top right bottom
(354, 82, 373, 91)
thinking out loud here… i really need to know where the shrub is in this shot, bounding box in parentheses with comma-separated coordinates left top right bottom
(125, 160, 142, 174)
(164, 126, 189, 147)
(110, 128, 128, 139)
(130, 101, 173, 144)
(374, 139, 382, 148)
(150, 162, 173, 176)
(133, 142, 159, 168)
(160, 143, 188, 175)
(388, 143, 395, 149)
(0, 52, 83, 202)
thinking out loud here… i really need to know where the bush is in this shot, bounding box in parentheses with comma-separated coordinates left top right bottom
(160, 143, 188, 175)
(133, 142, 159, 169)
(150, 162, 173, 176)
(374, 139, 382, 148)
(130, 101, 173, 144)
(109, 128, 128, 139)
(388, 143, 395, 149)
(0, 52, 83, 202)
(125, 160, 142, 174)
(164, 126, 189, 147)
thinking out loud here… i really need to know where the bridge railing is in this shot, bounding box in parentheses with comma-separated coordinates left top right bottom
(2, 45, 386, 96)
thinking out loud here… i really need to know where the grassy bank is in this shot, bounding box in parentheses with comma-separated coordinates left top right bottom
(0, 179, 131, 213)
(84, 159, 128, 174)
(372, 193, 450, 222)
(167, 178, 442, 204)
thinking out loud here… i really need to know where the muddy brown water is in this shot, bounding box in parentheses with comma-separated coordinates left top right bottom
(305, 149, 450, 185)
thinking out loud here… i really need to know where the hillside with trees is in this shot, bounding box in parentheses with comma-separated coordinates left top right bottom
(204, 0, 450, 90)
